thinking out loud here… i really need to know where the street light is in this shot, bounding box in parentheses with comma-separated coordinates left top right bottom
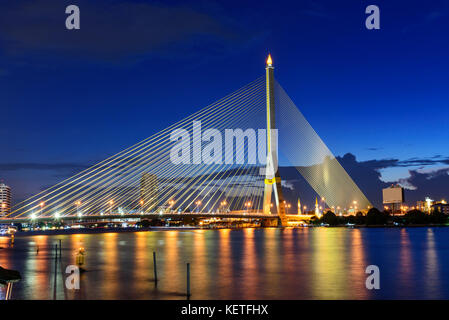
(75, 200, 82, 218)
(140, 199, 144, 214)
(108, 199, 114, 215)
(39, 201, 45, 217)
(286, 203, 291, 214)
(352, 201, 358, 213)
(167, 199, 175, 213)
(220, 200, 227, 213)
(195, 200, 202, 213)
(425, 197, 433, 213)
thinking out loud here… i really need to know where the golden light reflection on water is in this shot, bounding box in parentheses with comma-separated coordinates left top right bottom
(29, 235, 52, 299)
(398, 228, 413, 293)
(425, 228, 441, 297)
(132, 231, 150, 297)
(102, 233, 119, 299)
(64, 234, 83, 299)
(242, 228, 257, 298)
(217, 229, 232, 298)
(348, 229, 369, 299)
(279, 228, 305, 299)
(191, 230, 208, 297)
(311, 229, 349, 299)
(262, 228, 282, 298)
(2, 227, 448, 299)
(164, 230, 182, 296)
(0, 237, 12, 268)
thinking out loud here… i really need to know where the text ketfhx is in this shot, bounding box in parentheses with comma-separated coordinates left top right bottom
(225, 305, 268, 315)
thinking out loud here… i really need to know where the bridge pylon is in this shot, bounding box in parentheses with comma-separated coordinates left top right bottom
(262, 54, 288, 226)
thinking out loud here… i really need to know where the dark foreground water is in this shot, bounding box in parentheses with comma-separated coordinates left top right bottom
(1, 227, 448, 300)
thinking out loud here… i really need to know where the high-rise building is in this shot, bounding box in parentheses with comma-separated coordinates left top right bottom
(0, 183, 11, 217)
(417, 197, 434, 213)
(432, 202, 449, 214)
(140, 173, 159, 212)
(382, 185, 404, 214)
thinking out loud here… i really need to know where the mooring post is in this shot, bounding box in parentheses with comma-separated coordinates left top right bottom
(153, 251, 158, 284)
(53, 244, 58, 300)
(5, 283, 12, 300)
(186, 263, 191, 298)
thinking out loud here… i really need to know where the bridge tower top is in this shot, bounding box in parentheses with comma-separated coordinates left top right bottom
(266, 54, 273, 68)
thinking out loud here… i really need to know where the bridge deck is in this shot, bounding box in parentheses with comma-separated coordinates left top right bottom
(0, 213, 314, 224)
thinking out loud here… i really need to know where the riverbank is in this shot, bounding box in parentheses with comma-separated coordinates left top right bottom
(12, 226, 198, 237)
(9, 223, 449, 237)
(11, 225, 246, 237)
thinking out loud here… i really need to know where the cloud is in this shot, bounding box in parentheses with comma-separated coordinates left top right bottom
(281, 180, 295, 190)
(359, 158, 399, 170)
(398, 168, 449, 201)
(358, 155, 449, 170)
(366, 147, 383, 151)
(0, 162, 89, 172)
(0, 0, 249, 62)
(338, 153, 449, 207)
(300, 1, 331, 19)
(425, 10, 446, 22)
(277, 153, 449, 209)
(402, 3, 449, 33)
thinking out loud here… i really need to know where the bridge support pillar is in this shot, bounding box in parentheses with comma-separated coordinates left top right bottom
(263, 54, 288, 227)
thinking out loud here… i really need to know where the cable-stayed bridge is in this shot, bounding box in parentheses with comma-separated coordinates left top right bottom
(2, 56, 371, 226)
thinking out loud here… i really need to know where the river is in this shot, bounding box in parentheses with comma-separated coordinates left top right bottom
(0, 227, 448, 299)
